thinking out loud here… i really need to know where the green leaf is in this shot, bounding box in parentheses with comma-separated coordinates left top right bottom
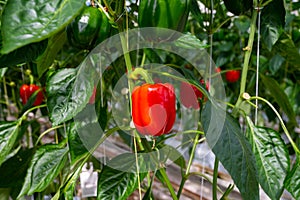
(0, 148, 35, 187)
(36, 30, 67, 77)
(47, 66, 96, 125)
(17, 144, 68, 198)
(0, 121, 20, 166)
(269, 54, 285, 75)
(246, 118, 289, 200)
(285, 153, 300, 199)
(97, 154, 147, 200)
(201, 101, 259, 200)
(0, 68, 7, 79)
(68, 122, 88, 163)
(260, 75, 297, 126)
(273, 32, 300, 70)
(174, 33, 209, 49)
(261, 0, 286, 51)
(1, 0, 86, 54)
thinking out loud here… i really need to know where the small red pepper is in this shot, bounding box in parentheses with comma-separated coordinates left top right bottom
(180, 79, 209, 109)
(131, 83, 176, 136)
(20, 84, 44, 106)
(225, 70, 240, 83)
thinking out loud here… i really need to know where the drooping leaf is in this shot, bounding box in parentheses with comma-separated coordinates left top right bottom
(97, 153, 147, 200)
(47, 66, 96, 125)
(36, 30, 67, 77)
(0, 148, 35, 188)
(261, 0, 286, 51)
(1, 0, 85, 54)
(285, 153, 300, 199)
(17, 143, 68, 198)
(260, 75, 297, 126)
(246, 118, 289, 200)
(0, 121, 20, 166)
(201, 101, 259, 200)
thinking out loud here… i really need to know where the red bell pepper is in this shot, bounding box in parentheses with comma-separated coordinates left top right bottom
(131, 83, 176, 136)
(20, 84, 44, 106)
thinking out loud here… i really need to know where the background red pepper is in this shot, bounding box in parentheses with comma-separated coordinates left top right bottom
(180, 79, 209, 109)
(20, 84, 44, 106)
(225, 70, 241, 83)
(131, 83, 176, 136)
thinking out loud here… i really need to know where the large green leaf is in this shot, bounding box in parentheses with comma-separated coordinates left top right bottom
(0, 121, 20, 166)
(47, 66, 96, 125)
(0, 148, 35, 188)
(1, 0, 85, 54)
(201, 101, 259, 200)
(260, 75, 297, 126)
(17, 144, 68, 198)
(285, 153, 300, 199)
(261, 0, 285, 51)
(246, 118, 289, 200)
(97, 153, 147, 200)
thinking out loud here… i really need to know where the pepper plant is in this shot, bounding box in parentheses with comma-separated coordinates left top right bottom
(0, 0, 299, 200)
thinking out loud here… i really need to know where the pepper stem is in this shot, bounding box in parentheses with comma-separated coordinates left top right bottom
(130, 67, 154, 84)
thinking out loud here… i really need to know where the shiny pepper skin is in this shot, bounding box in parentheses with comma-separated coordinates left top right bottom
(225, 70, 241, 83)
(131, 83, 176, 136)
(20, 84, 44, 106)
(180, 79, 208, 109)
(67, 6, 102, 49)
(138, 0, 191, 32)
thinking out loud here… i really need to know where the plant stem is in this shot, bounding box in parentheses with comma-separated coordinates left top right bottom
(159, 168, 178, 200)
(35, 125, 64, 146)
(233, 8, 258, 116)
(139, 138, 178, 199)
(212, 157, 219, 200)
(177, 133, 200, 198)
(21, 104, 47, 119)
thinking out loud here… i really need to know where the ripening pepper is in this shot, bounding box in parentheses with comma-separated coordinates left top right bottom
(138, 0, 191, 32)
(131, 83, 176, 136)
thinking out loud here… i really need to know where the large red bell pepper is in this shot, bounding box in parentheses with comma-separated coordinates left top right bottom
(131, 83, 176, 136)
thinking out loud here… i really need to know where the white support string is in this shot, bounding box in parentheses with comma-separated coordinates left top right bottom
(255, 7, 262, 125)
